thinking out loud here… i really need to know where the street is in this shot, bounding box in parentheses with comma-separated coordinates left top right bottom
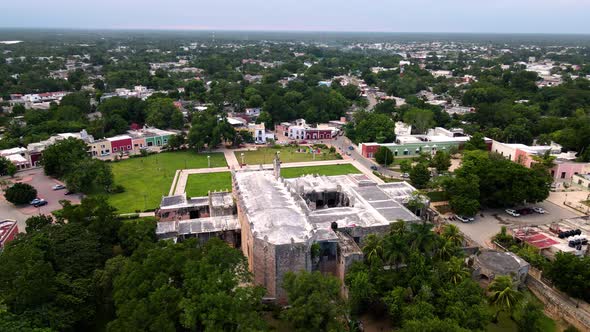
(332, 135, 401, 178)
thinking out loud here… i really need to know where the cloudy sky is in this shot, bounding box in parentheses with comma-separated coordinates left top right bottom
(1, 0, 589, 34)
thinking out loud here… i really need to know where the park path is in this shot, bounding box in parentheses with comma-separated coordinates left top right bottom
(222, 148, 241, 169)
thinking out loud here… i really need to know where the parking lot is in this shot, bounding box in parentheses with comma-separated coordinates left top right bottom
(449, 200, 581, 247)
(3, 168, 82, 227)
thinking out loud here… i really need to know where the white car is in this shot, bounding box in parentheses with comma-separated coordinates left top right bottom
(505, 209, 520, 217)
(532, 207, 546, 214)
(456, 215, 475, 223)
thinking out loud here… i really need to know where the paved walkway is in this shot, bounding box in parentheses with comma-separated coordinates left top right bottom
(223, 148, 241, 168)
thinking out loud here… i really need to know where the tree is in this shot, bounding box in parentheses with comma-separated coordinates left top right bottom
(443, 173, 480, 216)
(65, 159, 114, 194)
(403, 108, 435, 134)
(5, 183, 37, 205)
(464, 132, 488, 151)
(430, 151, 451, 173)
(375, 146, 394, 166)
(146, 98, 183, 129)
(60, 92, 91, 114)
(256, 110, 273, 130)
(441, 224, 464, 247)
(25, 215, 53, 233)
(282, 271, 346, 331)
(166, 134, 185, 150)
(41, 138, 89, 178)
(0, 156, 14, 176)
(399, 159, 412, 173)
(545, 253, 590, 302)
(488, 276, 521, 323)
(513, 298, 545, 332)
(410, 163, 431, 189)
(108, 239, 265, 331)
(346, 111, 396, 144)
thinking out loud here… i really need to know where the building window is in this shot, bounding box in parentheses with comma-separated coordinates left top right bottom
(561, 172, 566, 179)
(127, 145, 131, 150)
(113, 147, 117, 152)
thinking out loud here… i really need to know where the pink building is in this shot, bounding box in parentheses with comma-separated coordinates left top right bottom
(551, 161, 588, 181)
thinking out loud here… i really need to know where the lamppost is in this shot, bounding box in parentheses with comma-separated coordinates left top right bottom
(207, 155, 211, 168)
(241, 153, 245, 166)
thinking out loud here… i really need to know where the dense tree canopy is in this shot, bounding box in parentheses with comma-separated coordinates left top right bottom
(345, 111, 396, 144)
(4, 183, 37, 205)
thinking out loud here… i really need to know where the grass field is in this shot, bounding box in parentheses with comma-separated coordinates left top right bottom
(281, 164, 360, 178)
(186, 172, 232, 197)
(103, 151, 227, 213)
(236, 147, 340, 165)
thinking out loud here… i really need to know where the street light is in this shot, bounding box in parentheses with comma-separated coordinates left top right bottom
(207, 155, 211, 168)
(241, 153, 245, 166)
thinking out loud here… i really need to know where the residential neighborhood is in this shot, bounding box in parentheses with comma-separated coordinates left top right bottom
(1, 5, 590, 331)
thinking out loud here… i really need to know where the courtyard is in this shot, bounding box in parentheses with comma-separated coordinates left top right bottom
(281, 164, 361, 178)
(103, 151, 226, 213)
(186, 172, 232, 197)
(235, 146, 340, 165)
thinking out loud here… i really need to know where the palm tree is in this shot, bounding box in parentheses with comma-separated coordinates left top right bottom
(382, 234, 409, 267)
(445, 257, 469, 285)
(362, 234, 383, 265)
(441, 224, 464, 247)
(409, 222, 435, 253)
(488, 275, 522, 323)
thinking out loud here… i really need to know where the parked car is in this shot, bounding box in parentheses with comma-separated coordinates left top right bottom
(30, 198, 42, 205)
(401, 173, 410, 178)
(517, 207, 534, 215)
(505, 209, 520, 217)
(348, 146, 354, 150)
(52, 184, 66, 190)
(33, 199, 48, 207)
(456, 215, 475, 223)
(370, 165, 378, 170)
(532, 207, 546, 214)
(64, 191, 75, 195)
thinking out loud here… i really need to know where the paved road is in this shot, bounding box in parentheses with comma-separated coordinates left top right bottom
(332, 135, 401, 178)
(0, 168, 83, 233)
(450, 200, 579, 247)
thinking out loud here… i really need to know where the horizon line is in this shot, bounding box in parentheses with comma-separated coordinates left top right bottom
(0, 26, 590, 36)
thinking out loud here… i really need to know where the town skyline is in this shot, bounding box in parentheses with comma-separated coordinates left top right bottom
(2, 0, 590, 34)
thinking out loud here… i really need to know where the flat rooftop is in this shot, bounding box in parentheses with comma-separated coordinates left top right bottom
(235, 171, 419, 245)
(235, 170, 311, 245)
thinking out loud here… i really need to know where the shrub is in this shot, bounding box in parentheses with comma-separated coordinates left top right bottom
(5, 183, 37, 205)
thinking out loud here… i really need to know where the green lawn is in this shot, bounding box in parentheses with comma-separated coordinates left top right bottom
(236, 147, 340, 165)
(186, 172, 232, 197)
(103, 151, 227, 213)
(281, 164, 361, 178)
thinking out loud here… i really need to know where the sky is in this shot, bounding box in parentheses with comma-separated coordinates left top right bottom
(1, 0, 590, 34)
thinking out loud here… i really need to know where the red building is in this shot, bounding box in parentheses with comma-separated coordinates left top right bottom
(360, 143, 381, 158)
(107, 135, 133, 153)
(0, 220, 19, 250)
